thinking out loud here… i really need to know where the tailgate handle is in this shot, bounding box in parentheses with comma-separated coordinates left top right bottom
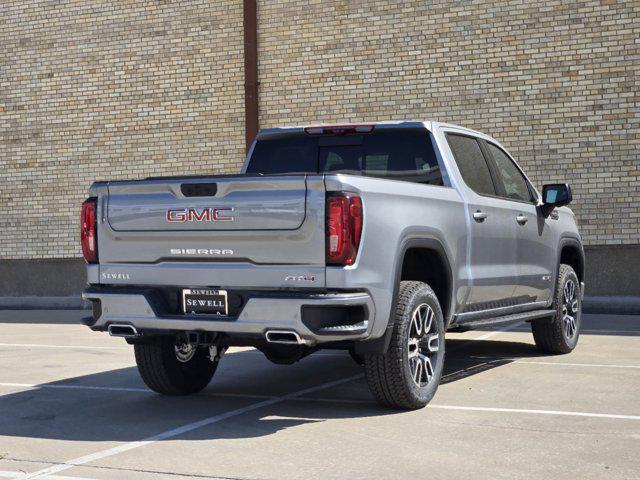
(181, 183, 218, 197)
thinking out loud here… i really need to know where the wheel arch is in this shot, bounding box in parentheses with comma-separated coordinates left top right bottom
(557, 237, 585, 284)
(355, 236, 454, 355)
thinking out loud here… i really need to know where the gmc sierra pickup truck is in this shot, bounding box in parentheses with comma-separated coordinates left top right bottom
(81, 121, 584, 410)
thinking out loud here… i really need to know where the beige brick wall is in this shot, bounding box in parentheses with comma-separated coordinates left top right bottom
(1, 0, 638, 259)
(1, 0, 245, 259)
(259, 0, 640, 246)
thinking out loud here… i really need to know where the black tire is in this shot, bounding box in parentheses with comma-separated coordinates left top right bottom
(134, 336, 218, 395)
(531, 264, 582, 354)
(364, 281, 445, 410)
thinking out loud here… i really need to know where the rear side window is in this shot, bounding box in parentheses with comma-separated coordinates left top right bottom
(485, 143, 534, 203)
(246, 129, 444, 186)
(446, 134, 496, 196)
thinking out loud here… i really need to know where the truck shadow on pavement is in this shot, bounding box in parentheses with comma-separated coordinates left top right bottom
(0, 337, 563, 444)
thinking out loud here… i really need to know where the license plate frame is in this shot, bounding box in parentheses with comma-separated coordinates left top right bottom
(182, 288, 228, 316)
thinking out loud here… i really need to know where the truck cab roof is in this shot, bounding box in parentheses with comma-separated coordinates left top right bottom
(256, 121, 488, 140)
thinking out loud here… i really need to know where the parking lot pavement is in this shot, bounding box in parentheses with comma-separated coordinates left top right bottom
(0, 310, 638, 480)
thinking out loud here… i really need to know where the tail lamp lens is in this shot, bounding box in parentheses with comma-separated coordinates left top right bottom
(326, 193, 363, 266)
(81, 198, 98, 263)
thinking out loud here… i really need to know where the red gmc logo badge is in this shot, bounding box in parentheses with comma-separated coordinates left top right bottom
(166, 207, 235, 222)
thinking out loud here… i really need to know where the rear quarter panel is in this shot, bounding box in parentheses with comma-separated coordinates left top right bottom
(324, 174, 467, 338)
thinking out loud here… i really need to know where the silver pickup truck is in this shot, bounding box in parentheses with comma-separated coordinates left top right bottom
(81, 121, 584, 409)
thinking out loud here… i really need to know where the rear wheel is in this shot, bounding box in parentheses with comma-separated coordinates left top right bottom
(364, 281, 445, 410)
(134, 335, 218, 395)
(531, 264, 582, 354)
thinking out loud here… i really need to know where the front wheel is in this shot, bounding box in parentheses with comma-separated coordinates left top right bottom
(531, 264, 582, 354)
(134, 335, 218, 395)
(364, 281, 445, 410)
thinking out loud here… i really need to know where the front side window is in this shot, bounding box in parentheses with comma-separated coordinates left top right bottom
(446, 134, 496, 196)
(486, 143, 534, 203)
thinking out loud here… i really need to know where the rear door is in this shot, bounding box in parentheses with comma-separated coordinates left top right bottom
(444, 132, 519, 313)
(481, 141, 555, 305)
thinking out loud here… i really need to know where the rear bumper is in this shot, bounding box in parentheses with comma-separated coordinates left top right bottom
(82, 287, 376, 345)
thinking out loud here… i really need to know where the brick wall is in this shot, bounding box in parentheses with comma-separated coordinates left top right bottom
(1, 0, 638, 260)
(259, 0, 640, 246)
(1, 0, 245, 259)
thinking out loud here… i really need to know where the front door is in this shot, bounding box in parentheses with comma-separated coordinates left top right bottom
(482, 141, 556, 305)
(444, 133, 520, 313)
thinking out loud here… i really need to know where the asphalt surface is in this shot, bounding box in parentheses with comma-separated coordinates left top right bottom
(0, 310, 638, 480)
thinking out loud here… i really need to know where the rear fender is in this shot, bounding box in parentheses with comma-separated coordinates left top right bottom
(354, 236, 453, 355)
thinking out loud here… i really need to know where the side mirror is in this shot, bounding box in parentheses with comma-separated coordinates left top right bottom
(541, 183, 572, 217)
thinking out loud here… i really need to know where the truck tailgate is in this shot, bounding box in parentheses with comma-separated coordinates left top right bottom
(93, 175, 326, 288)
(107, 176, 307, 232)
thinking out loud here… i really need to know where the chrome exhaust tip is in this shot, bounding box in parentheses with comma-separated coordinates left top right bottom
(107, 324, 139, 338)
(265, 330, 305, 345)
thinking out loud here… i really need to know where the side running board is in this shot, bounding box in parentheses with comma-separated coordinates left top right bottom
(457, 309, 556, 329)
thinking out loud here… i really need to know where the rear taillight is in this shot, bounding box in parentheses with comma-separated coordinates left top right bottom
(326, 193, 363, 266)
(81, 198, 98, 263)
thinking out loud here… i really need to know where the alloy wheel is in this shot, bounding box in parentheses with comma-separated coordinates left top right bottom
(562, 279, 579, 339)
(407, 303, 440, 387)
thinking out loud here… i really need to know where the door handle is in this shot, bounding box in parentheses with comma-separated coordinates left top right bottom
(473, 211, 487, 222)
(516, 214, 528, 225)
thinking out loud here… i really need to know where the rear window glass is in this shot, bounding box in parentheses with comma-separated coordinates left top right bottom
(246, 129, 444, 186)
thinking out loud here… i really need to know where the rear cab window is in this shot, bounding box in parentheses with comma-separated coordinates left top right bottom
(246, 128, 445, 186)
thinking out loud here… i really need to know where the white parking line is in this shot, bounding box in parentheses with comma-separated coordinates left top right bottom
(15, 320, 634, 479)
(429, 404, 640, 421)
(510, 328, 640, 335)
(467, 357, 640, 369)
(10, 379, 637, 423)
(0, 342, 351, 358)
(0, 323, 523, 354)
(18, 373, 365, 480)
(580, 329, 640, 335)
(0, 343, 128, 350)
(0, 383, 150, 393)
(0, 382, 279, 402)
(0, 471, 95, 480)
(465, 322, 524, 341)
(0, 324, 637, 354)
